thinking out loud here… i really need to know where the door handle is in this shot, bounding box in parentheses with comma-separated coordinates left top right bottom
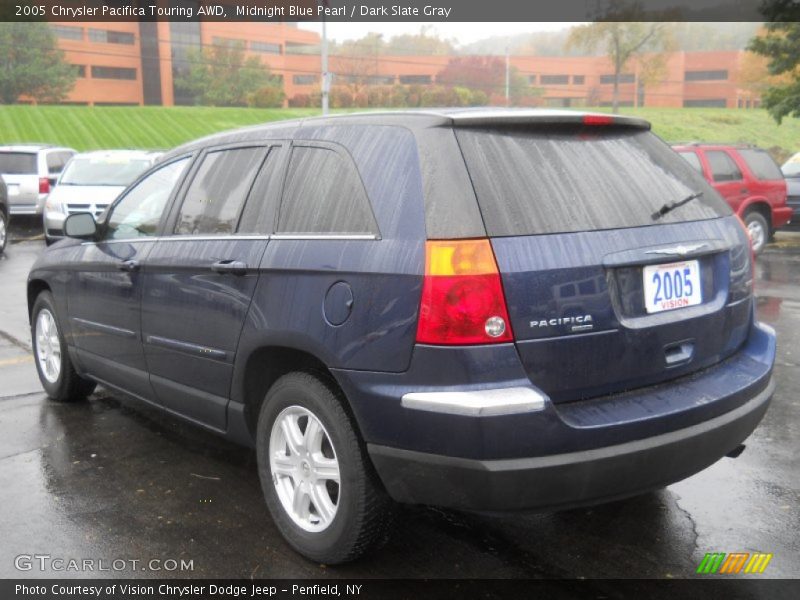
(117, 259, 140, 272)
(211, 260, 248, 275)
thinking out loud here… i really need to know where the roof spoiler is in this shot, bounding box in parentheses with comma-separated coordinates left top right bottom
(448, 111, 651, 130)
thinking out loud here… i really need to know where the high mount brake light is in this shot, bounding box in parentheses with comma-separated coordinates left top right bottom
(416, 239, 514, 345)
(583, 115, 614, 126)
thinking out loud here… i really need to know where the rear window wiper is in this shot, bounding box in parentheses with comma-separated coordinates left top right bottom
(652, 191, 703, 220)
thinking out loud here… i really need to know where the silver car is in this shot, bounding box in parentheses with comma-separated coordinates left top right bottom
(43, 150, 162, 244)
(782, 152, 800, 223)
(0, 145, 76, 216)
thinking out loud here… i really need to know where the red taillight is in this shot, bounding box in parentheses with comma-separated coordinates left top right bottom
(416, 239, 514, 345)
(39, 177, 50, 194)
(583, 114, 614, 126)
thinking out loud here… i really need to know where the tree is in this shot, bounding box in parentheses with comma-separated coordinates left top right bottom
(748, 1, 800, 123)
(0, 23, 76, 104)
(174, 41, 279, 107)
(567, 3, 673, 111)
(436, 56, 528, 104)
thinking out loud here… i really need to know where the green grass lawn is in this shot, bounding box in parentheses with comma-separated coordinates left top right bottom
(598, 107, 800, 162)
(0, 105, 320, 152)
(0, 105, 798, 160)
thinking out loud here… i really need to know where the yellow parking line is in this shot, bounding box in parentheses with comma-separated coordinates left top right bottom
(0, 355, 33, 367)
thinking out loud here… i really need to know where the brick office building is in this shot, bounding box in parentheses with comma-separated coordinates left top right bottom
(49, 22, 759, 109)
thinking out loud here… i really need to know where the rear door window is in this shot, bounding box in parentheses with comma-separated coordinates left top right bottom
(455, 126, 729, 237)
(0, 152, 37, 174)
(738, 148, 783, 181)
(276, 145, 377, 235)
(175, 146, 265, 235)
(706, 150, 743, 182)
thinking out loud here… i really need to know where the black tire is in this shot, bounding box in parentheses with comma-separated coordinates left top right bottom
(744, 211, 769, 255)
(31, 291, 96, 402)
(0, 209, 7, 254)
(256, 371, 394, 563)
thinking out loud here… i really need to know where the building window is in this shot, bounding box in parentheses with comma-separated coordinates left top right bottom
(293, 74, 318, 85)
(72, 65, 86, 78)
(213, 37, 245, 48)
(528, 75, 537, 85)
(91, 66, 137, 80)
(399, 74, 432, 85)
(573, 75, 585, 85)
(251, 41, 282, 54)
(600, 73, 635, 84)
(683, 98, 727, 108)
(684, 70, 728, 81)
(89, 29, 135, 45)
(367, 75, 395, 85)
(541, 74, 570, 85)
(52, 25, 83, 41)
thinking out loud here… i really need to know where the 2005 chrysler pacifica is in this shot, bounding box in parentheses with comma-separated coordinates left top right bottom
(28, 110, 776, 563)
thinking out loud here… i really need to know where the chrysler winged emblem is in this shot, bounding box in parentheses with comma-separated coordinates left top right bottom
(644, 243, 708, 257)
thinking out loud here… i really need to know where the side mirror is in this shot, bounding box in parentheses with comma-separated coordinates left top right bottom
(63, 213, 97, 240)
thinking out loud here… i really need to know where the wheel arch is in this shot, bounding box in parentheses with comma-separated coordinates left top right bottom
(27, 279, 52, 321)
(236, 344, 358, 442)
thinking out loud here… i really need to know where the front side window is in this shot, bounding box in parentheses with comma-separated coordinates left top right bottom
(277, 146, 377, 235)
(106, 158, 189, 240)
(678, 151, 703, 174)
(706, 150, 742, 182)
(175, 147, 265, 235)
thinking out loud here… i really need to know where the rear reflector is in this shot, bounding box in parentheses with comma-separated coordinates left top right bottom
(39, 177, 50, 195)
(583, 114, 614, 126)
(417, 239, 514, 345)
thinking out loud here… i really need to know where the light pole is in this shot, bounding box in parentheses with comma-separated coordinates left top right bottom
(505, 45, 510, 107)
(319, 4, 329, 115)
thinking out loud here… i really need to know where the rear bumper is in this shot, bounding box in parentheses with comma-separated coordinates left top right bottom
(334, 320, 776, 511)
(369, 378, 772, 511)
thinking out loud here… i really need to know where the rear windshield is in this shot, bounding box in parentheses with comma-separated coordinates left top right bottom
(60, 157, 151, 186)
(738, 148, 783, 181)
(0, 152, 37, 174)
(455, 126, 730, 237)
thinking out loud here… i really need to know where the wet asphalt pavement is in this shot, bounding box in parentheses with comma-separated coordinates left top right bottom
(0, 217, 798, 583)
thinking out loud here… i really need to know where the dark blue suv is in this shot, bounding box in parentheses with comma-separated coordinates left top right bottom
(28, 109, 776, 563)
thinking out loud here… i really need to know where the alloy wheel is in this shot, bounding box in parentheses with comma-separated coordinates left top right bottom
(269, 405, 341, 532)
(35, 309, 62, 384)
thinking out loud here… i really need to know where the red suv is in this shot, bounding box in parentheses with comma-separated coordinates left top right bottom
(672, 143, 791, 253)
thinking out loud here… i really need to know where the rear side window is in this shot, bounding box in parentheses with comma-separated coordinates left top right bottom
(738, 148, 783, 181)
(0, 152, 37, 174)
(677, 151, 703, 174)
(277, 145, 377, 235)
(175, 147, 265, 235)
(706, 150, 742, 182)
(455, 126, 730, 237)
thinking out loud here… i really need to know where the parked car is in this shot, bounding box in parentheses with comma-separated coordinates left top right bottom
(0, 175, 8, 254)
(0, 145, 76, 216)
(43, 150, 162, 244)
(672, 143, 792, 253)
(781, 151, 800, 223)
(28, 110, 776, 564)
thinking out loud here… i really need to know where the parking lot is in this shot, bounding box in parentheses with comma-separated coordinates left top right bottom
(1, 216, 798, 582)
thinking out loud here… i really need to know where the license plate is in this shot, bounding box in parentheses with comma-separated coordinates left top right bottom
(643, 260, 702, 314)
(7, 184, 19, 196)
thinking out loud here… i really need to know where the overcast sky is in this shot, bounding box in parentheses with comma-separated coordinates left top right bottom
(297, 22, 576, 46)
